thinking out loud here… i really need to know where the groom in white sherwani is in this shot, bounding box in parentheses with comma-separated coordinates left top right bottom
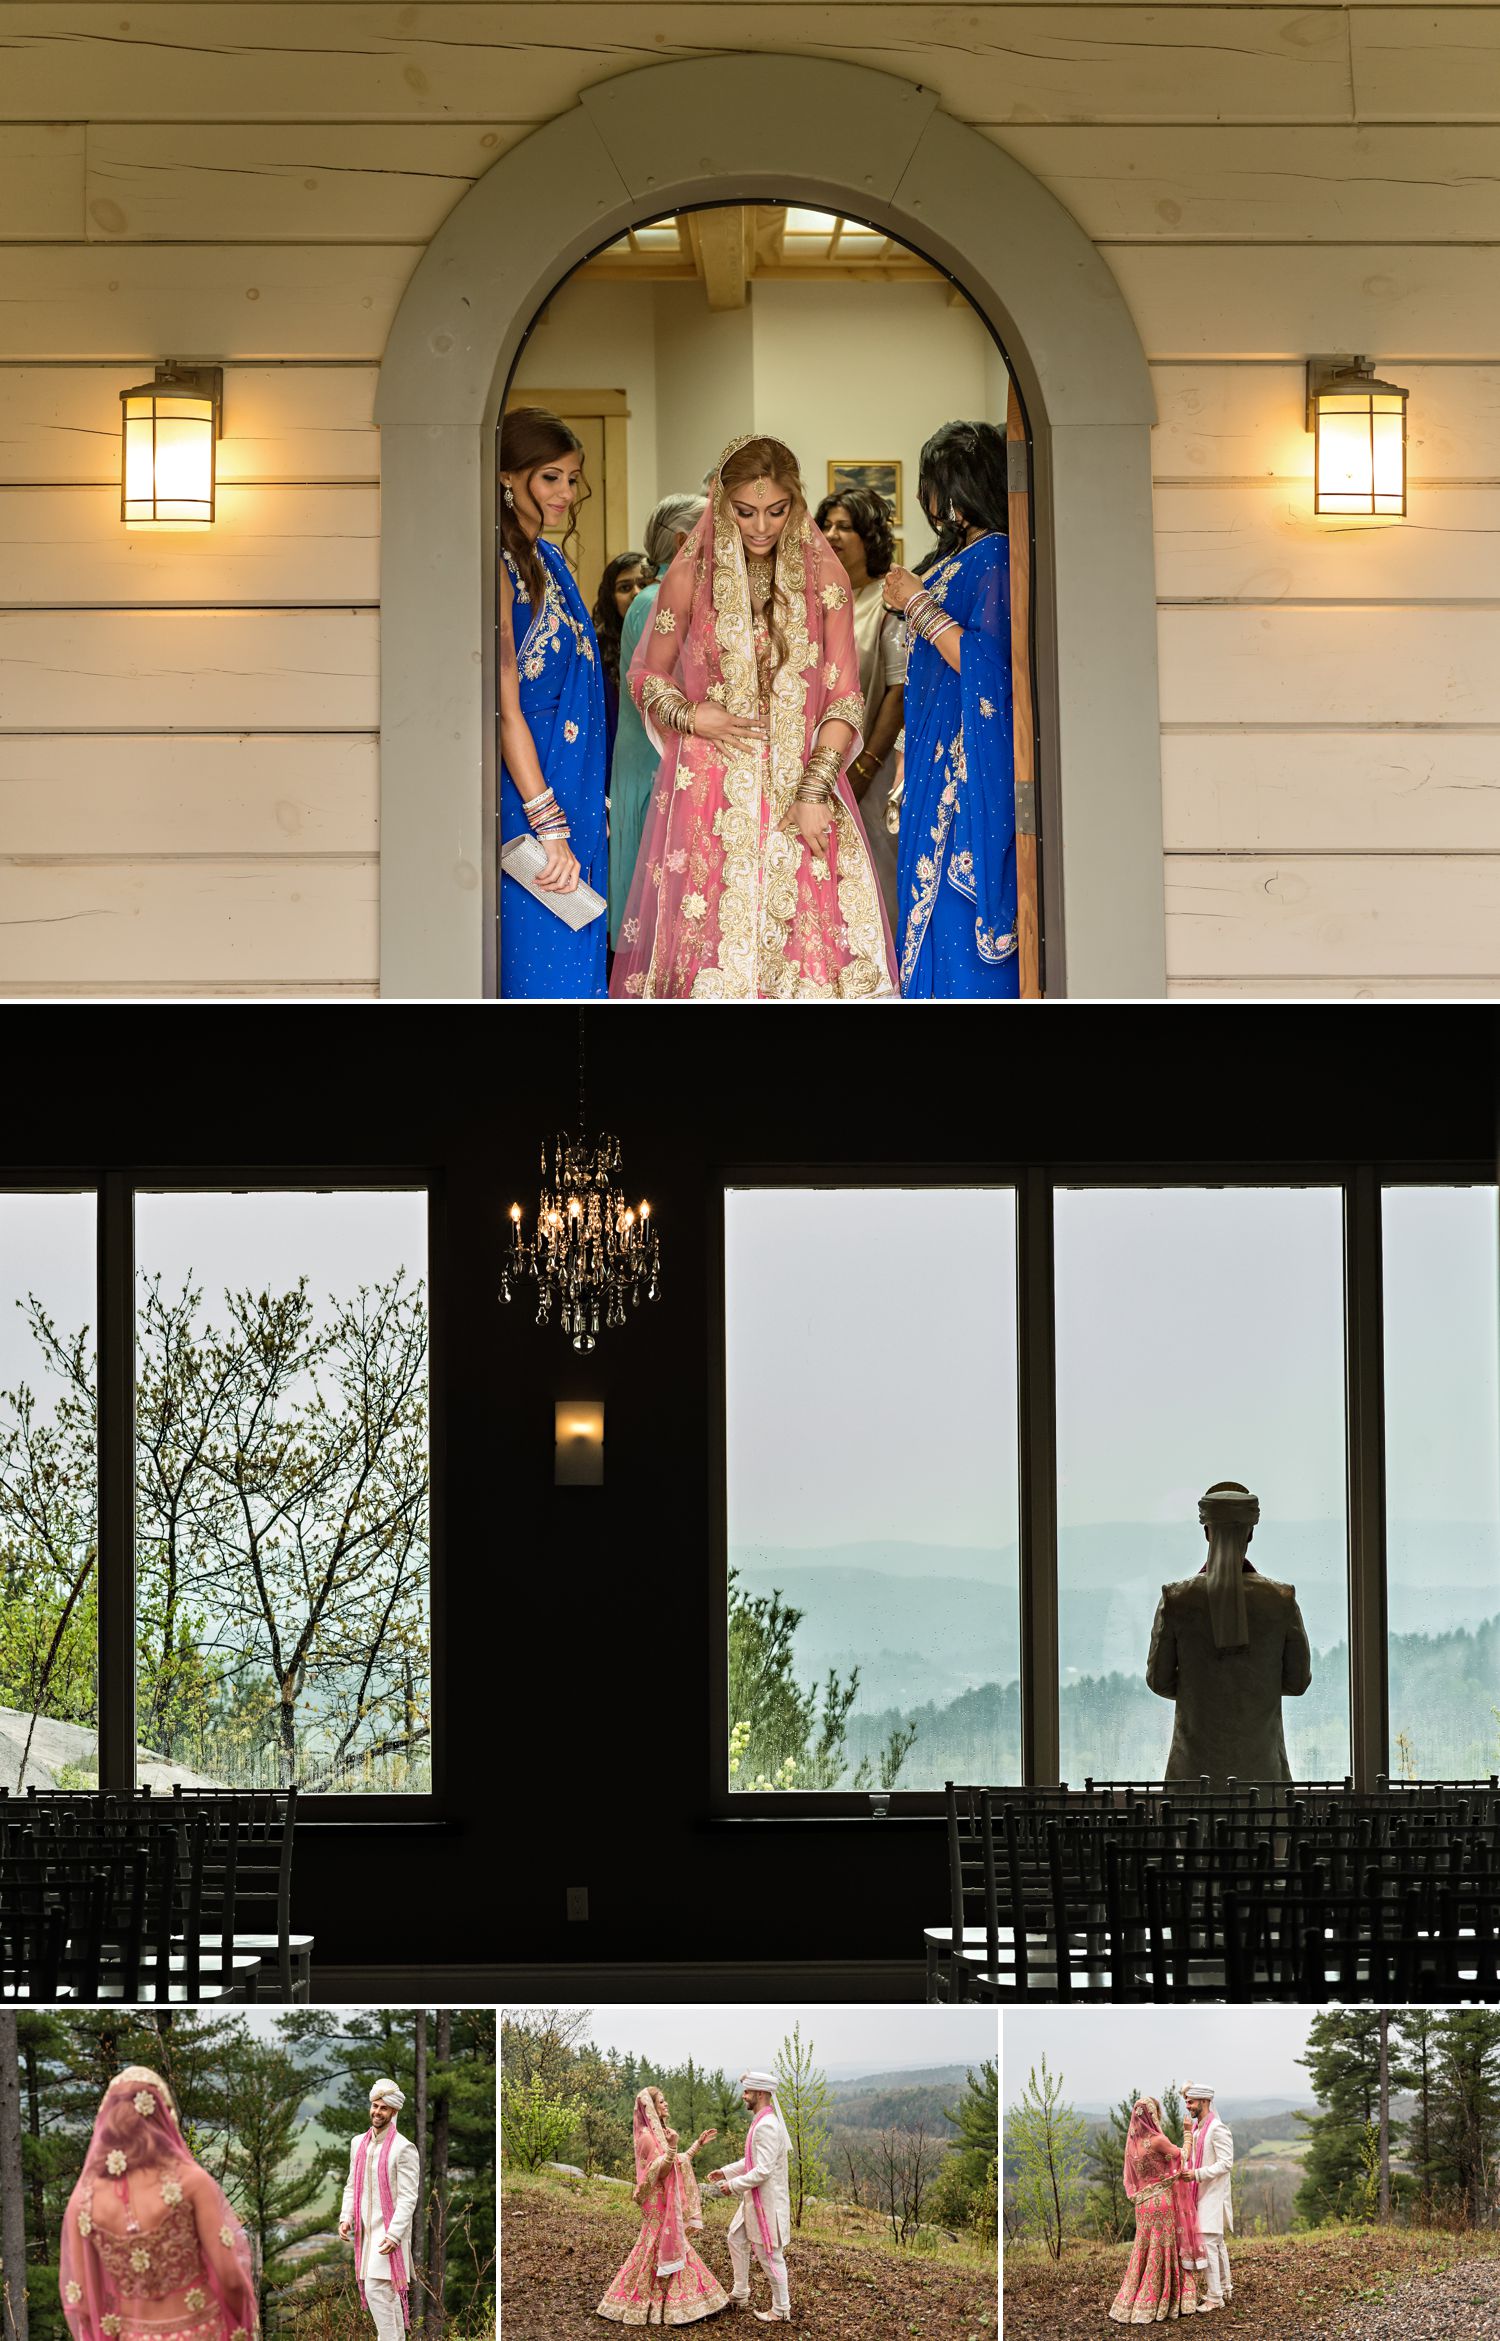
(339, 2078, 421, 2341)
(1184, 2086, 1234, 2310)
(703, 2070, 792, 2324)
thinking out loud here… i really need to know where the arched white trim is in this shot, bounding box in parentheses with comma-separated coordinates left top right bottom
(375, 55, 1165, 998)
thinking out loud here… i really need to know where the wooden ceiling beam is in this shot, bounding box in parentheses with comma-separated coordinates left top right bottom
(687, 206, 751, 310)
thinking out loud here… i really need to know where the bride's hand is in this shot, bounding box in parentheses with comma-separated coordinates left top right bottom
(882, 564, 924, 612)
(796, 799, 834, 858)
(691, 702, 765, 750)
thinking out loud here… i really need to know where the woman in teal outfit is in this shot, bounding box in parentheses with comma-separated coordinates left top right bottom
(606, 488, 707, 948)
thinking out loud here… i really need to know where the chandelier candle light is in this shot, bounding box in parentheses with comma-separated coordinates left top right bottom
(499, 1018, 661, 1351)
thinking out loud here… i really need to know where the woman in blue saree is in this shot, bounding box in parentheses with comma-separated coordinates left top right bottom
(882, 420, 1018, 998)
(498, 405, 608, 999)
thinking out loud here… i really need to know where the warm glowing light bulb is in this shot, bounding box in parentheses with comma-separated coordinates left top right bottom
(509, 1204, 521, 1223)
(641, 1201, 651, 1218)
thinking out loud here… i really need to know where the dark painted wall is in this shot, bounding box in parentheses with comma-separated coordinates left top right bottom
(8, 1003, 1496, 1968)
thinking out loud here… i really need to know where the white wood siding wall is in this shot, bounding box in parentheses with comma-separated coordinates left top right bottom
(1, 5, 1497, 997)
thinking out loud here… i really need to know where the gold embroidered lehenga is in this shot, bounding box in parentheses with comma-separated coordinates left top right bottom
(608, 434, 897, 1000)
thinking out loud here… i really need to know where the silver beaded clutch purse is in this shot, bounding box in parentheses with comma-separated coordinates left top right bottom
(500, 833, 607, 931)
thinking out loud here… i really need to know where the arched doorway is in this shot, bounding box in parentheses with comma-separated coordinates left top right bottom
(374, 55, 1165, 1000)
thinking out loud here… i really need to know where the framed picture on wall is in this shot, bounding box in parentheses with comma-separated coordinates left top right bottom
(827, 459, 902, 525)
(891, 536, 904, 567)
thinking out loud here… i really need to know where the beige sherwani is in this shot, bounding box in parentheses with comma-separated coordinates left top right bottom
(340, 2126, 420, 2341)
(720, 2109, 791, 2314)
(1189, 2116, 1234, 2300)
(1147, 1569, 1312, 1784)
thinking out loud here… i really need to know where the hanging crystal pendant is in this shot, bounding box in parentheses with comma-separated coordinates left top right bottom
(499, 1016, 661, 1350)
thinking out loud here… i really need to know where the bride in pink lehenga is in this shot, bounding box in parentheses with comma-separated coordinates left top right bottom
(1109, 2098, 1206, 2323)
(609, 432, 896, 1000)
(597, 2088, 729, 2327)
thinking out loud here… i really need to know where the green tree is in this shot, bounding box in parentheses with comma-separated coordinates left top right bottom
(1005, 2058, 1088, 2261)
(1429, 2011, 1500, 2227)
(727, 1566, 915, 1791)
(775, 2027, 831, 2230)
(219, 2034, 330, 2335)
(1295, 2011, 1413, 2226)
(501, 2076, 578, 2173)
(1085, 2092, 1140, 2243)
(0, 1279, 430, 1795)
(1397, 2008, 1442, 2215)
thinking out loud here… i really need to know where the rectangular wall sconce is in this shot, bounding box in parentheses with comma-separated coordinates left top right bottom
(555, 1400, 605, 1485)
(1306, 355, 1408, 517)
(121, 360, 224, 527)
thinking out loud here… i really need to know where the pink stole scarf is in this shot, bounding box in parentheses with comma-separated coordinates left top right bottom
(1176, 2117, 1214, 2268)
(352, 2125, 410, 2329)
(742, 2107, 778, 2259)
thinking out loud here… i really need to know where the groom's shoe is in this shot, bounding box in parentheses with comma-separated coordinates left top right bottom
(725, 2295, 751, 2311)
(753, 2312, 791, 2324)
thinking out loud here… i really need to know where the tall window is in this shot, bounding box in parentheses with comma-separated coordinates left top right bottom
(0, 1190, 97, 1792)
(723, 1186, 1020, 1794)
(1383, 1185, 1500, 1781)
(1053, 1187, 1350, 1785)
(132, 1188, 431, 1794)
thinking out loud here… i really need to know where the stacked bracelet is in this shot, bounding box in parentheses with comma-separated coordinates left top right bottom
(902, 588, 956, 648)
(639, 676, 699, 735)
(523, 786, 571, 844)
(795, 742, 844, 807)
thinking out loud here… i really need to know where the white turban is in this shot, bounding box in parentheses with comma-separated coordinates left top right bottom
(1185, 2085, 1215, 2101)
(369, 2079, 405, 2110)
(740, 2070, 778, 2093)
(1199, 1481, 1259, 1652)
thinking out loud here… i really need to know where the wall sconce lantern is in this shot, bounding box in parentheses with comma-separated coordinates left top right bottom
(1306, 355, 1408, 517)
(555, 1400, 605, 1486)
(120, 360, 223, 527)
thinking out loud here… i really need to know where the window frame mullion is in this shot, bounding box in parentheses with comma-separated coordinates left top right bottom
(1017, 1168, 1060, 1785)
(96, 1171, 136, 1793)
(1344, 1165, 1388, 1790)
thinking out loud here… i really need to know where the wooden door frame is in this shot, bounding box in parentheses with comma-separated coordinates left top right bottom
(375, 54, 1165, 1000)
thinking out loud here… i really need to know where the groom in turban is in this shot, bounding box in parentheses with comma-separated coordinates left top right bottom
(339, 2079, 420, 2341)
(1183, 2087, 1234, 2309)
(703, 2070, 792, 2323)
(1147, 1480, 1313, 1785)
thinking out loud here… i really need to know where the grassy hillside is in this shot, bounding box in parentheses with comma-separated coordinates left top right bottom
(502, 2169, 995, 2340)
(1004, 2229, 1500, 2341)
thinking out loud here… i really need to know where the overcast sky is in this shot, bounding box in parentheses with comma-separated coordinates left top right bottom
(1003, 2007, 1317, 2108)
(2, 1183, 1495, 1539)
(531, 2004, 996, 2078)
(725, 1183, 1499, 1548)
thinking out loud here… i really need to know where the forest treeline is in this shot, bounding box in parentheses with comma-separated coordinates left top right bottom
(500, 2010, 998, 2253)
(1005, 2012, 1500, 2258)
(0, 2009, 494, 2341)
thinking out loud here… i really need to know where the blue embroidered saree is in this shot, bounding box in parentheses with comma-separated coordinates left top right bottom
(500, 538, 608, 999)
(896, 532, 1019, 999)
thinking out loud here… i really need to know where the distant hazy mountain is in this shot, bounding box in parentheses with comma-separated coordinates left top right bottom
(828, 2064, 980, 2093)
(735, 1521, 1499, 1703)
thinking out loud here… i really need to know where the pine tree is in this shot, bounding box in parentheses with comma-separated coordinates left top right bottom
(1295, 2011, 1413, 2226)
(1085, 2093, 1140, 2243)
(1430, 2011, 1500, 2227)
(218, 2033, 330, 2334)
(1397, 2010, 1441, 2215)
(774, 2027, 831, 2230)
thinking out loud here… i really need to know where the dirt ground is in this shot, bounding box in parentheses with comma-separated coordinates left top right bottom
(501, 2175, 997, 2340)
(1002, 2229, 1500, 2341)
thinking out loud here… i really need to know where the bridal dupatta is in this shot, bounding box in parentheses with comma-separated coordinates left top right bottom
(60, 2073, 258, 2341)
(632, 2091, 702, 2280)
(609, 434, 896, 1000)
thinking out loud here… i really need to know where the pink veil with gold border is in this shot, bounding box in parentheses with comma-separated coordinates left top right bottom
(609, 433, 896, 1000)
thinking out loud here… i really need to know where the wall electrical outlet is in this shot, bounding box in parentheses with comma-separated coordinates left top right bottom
(566, 1885, 589, 1921)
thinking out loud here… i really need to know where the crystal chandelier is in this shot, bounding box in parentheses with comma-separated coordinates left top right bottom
(499, 1011, 661, 1351)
